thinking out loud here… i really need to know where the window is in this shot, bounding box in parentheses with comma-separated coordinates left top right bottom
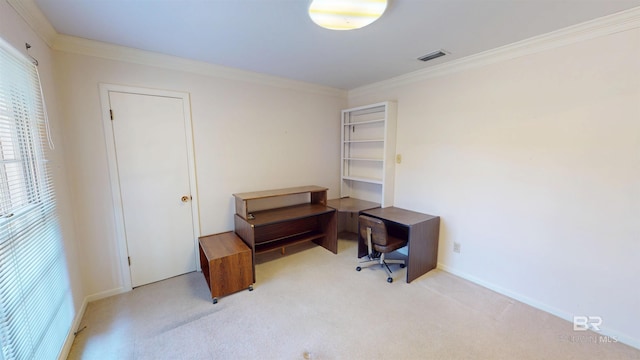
(0, 38, 73, 359)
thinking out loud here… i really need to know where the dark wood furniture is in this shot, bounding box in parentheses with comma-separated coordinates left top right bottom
(233, 186, 338, 282)
(359, 207, 440, 283)
(198, 232, 253, 303)
(327, 197, 380, 233)
(234, 185, 329, 219)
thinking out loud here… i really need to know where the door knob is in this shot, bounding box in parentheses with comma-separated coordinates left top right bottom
(181, 195, 191, 203)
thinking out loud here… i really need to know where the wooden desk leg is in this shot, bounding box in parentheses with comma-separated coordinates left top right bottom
(314, 210, 338, 254)
(406, 218, 440, 283)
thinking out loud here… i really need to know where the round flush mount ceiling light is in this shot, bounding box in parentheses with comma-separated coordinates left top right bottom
(308, 0, 388, 31)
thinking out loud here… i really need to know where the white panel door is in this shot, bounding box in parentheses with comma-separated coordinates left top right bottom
(109, 91, 196, 287)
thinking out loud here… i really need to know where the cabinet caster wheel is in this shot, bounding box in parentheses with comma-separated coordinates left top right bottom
(249, 285, 253, 291)
(387, 277, 393, 283)
(400, 264, 405, 268)
(212, 298, 218, 304)
(356, 266, 362, 271)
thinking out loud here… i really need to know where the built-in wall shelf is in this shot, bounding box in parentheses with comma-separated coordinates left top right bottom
(344, 119, 385, 126)
(344, 139, 384, 143)
(343, 157, 384, 162)
(342, 175, 383, 184)
(340, 101, 397, 207)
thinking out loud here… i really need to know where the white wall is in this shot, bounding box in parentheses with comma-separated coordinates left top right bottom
(6, 0, 639, 351)
(349, 26, 640, 347)
(53, 49, 346, 297)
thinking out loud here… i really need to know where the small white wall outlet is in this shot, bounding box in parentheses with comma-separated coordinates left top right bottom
(453, 242, 461, 253)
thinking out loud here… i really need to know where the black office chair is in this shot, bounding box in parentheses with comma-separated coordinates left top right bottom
(356, 215, 407, 283)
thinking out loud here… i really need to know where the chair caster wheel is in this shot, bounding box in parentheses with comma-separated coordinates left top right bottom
(212, 298, 218, 304)
(249, 285, 253, 291)
(400, 264, 406, 268)
(387, 277, 393, 283)
(356, 266, 362, 271)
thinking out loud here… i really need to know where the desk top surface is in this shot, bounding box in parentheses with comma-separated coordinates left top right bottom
(327, 197, 380, 213)
(362, 206, 438, 226)
(237, 203, 334, 227)
(199, 232, 249, 258)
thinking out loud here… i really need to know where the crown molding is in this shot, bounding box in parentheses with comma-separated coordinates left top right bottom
(7, 0, 57, 46)
(51, 34, 346, 98)
(349, 6, 640, 98)
(9, 0, 345, 97)
(11, 0, 637, 98)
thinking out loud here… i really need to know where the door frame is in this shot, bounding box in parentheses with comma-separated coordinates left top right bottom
(99, 83, 201, 291)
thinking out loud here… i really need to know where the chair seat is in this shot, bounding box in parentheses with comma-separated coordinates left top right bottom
(372, 234, 406, 253)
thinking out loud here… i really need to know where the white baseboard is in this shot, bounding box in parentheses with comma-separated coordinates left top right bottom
(56, 297, 87, 360)
(57, 286, 127, 360)
(84, 286, 127, 303)
(437, 263, 639, 351)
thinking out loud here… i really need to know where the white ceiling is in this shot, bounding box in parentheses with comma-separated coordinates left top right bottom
(33, 0, 640, 90)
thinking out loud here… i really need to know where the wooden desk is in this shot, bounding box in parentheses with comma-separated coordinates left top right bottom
(233, 186, 337, 282)
(327, 197, 380, 233)
(360, 207, 440, 283)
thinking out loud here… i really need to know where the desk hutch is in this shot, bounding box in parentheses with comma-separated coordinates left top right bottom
(233, 185, 338, 282)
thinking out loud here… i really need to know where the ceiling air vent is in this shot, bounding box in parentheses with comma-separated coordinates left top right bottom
(418, 50, 447, 62)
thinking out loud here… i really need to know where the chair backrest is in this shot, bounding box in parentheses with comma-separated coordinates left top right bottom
(358, 215, 390, 246)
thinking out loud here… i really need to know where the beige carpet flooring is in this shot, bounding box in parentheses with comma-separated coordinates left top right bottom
(67, 234, 640, 359)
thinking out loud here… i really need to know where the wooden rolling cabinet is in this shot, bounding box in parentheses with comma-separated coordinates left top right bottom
(233, 186, 337, 282)
(198, 232, 253, 304)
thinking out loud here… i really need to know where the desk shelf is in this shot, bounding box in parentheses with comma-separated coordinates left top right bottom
(233, 185, 327, 220)
(243, 203, 331, 226)
(254, 230, 324, 254)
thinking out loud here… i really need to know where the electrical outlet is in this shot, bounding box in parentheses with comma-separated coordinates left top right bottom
(453, 242, 461, 253)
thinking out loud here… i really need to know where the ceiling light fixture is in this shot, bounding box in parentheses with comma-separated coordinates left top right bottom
(308, 0, 388, 31)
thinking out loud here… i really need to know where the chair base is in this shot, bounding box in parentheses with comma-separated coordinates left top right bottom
(356, 253, 405, 283)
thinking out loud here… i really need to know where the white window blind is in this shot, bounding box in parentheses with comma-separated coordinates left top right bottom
(0, 39, 73, 359)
